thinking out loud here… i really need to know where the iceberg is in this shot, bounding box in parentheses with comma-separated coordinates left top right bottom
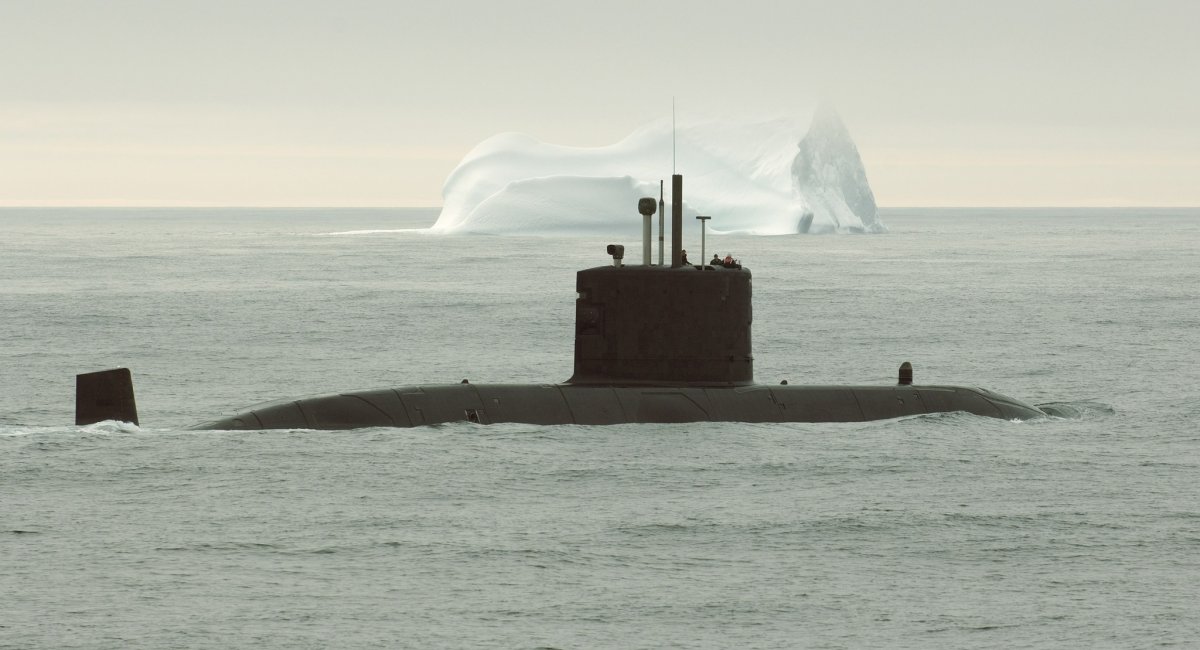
(431, 106, 884, 236)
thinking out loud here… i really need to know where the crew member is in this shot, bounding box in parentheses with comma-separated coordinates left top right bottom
(723, 253, 734, 266)
(681, 249, 689, 265)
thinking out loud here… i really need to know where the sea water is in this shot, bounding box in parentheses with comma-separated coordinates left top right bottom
(2, 207, 1199, 648)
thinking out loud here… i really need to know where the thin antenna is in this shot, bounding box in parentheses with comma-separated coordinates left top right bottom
(672, 96, 676, 174)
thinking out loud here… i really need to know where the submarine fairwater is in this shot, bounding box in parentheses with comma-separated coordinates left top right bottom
(76, 174, 1063, 429)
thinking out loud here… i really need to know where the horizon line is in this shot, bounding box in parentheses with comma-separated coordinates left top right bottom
(1, 204, 1197, 210)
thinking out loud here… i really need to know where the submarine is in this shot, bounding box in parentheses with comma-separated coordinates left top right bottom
(76, 174, 1066, 430)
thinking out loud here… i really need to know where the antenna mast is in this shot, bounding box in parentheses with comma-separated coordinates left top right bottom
(658, 181, 664, 265)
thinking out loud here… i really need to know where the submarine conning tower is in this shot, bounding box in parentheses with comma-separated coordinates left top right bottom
(567, 174, 754, 387)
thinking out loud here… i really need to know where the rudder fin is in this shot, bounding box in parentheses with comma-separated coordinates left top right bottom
(76, 368, 139, 426)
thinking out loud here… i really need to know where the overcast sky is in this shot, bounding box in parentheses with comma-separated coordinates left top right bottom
(2, 0, 1196, 207)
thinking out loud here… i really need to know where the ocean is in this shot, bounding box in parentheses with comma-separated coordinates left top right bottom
(2, 207, 1199, 648)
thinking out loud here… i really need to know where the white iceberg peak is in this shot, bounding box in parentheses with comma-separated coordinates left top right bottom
(432, 108, 884, 236)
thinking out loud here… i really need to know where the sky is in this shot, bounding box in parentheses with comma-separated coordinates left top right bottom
(2, 0, 1197, 207)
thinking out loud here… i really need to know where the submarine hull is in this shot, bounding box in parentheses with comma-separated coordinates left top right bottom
(192, 383, 1046, 430)
(76, 175, 1060, 432)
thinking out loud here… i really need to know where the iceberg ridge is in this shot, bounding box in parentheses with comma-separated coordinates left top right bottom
(432, 107, 884, 236)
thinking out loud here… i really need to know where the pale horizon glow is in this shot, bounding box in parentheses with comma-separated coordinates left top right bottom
(2, 0, 1197, 208)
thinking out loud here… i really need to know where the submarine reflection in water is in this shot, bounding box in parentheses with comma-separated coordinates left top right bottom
(76, 174, 1060, 429)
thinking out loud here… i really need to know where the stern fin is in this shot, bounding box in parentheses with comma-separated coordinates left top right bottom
(76, 368, 139, 426)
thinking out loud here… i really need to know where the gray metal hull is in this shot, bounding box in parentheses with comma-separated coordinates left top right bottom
(193, 383, 1046, 430)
